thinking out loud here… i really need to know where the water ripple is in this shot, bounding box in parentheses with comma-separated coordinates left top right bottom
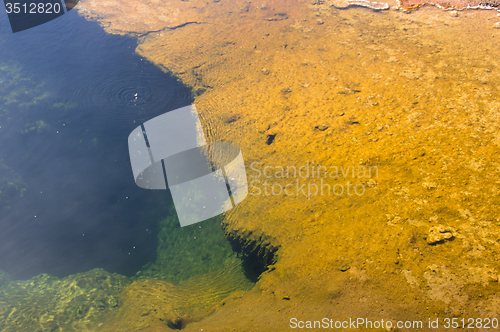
(62, 60, 193, 138)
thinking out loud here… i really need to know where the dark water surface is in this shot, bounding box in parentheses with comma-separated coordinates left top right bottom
(0, 10, 193, 279)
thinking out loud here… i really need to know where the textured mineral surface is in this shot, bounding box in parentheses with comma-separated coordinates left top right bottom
(74, 0, 500, 331)
(398, 0, 500, 10)
(0, 269, 129, 332)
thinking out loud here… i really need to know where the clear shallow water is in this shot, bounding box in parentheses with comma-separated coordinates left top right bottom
(0, 10, 193, 279)
(4, 1, 499, 330)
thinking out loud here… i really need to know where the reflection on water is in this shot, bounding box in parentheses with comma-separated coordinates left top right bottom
(73, 0, 500, 329)
(0, 10, 196, 279)
(3, 0, 500, 330)
(0, 9, 255, 332)
(0, 8, 253, 332)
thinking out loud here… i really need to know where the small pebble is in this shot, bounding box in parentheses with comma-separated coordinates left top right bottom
(449, 10, 458, 17)
(340, 264, 350, 272)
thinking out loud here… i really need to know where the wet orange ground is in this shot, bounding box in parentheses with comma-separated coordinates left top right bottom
(78, 0, 500, 330)
(398, 0, 500, 11)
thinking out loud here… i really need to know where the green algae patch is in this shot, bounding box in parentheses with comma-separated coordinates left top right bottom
(0, 163, 26, 214)
(21, 120, 51, 135)
(0, 61, 48, 120)
(0, 269, 11, 288)
(136, 206, 251, 284)
(0, 268, 130, 332)
(0, 60, 79, 138)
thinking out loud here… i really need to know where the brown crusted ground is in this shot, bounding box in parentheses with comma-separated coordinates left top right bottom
(398, 0, 500, 10)
(77, 1, 500, 331)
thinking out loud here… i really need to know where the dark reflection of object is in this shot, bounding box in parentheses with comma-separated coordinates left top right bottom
(0, 13, 192, 280)
(3, 0, 65, 33)
(64, 0, 79, 11)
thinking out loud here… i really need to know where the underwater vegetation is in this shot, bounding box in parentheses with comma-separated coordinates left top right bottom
(0, 61, 49, 124)
(0, 269, 129, 332)
(0, 269, 11, 288)
(136, 206, 239, 284)
(74, 0, 500, 330)
(0, 60, 89, 143)
(2, 0, 500, 330)
(0, 59, 75, 143)
(0, 211, 255, 332)
(0, 162, 26, 216)
(0, 60, 68, 215)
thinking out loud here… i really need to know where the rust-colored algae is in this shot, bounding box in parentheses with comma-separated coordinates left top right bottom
(78, 0, 500, 330)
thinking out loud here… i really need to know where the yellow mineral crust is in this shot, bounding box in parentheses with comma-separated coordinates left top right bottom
(78, 0, 500, 330)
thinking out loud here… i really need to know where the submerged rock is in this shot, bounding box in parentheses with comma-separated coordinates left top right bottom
(427, 225, 454, 245)
(347, 0, 390, 9)
(311, 0, 389, 9)
(332, 0, 351, 8)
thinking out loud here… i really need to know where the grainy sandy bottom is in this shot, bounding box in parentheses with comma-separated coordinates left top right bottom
(76, 0, 500, 330)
